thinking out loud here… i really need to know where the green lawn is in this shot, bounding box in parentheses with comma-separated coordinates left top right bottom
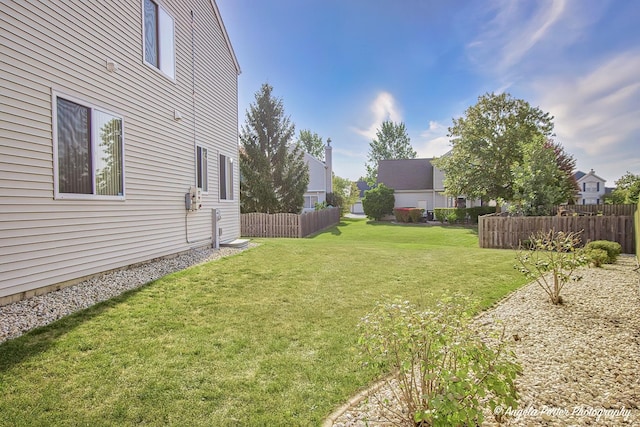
(0, 219, 527, 426)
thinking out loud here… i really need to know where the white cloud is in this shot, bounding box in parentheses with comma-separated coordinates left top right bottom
(333, 147, 367, 160)
(533, 50, 640, 183)
(352, 92, 402, 140)
(466, 0, 572, 73)
(415, 121, 451, 158)
(536, 51, 640, 156)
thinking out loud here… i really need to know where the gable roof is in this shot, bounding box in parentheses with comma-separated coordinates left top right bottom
(575, 169, 606, 183)
(209, 0, 241, 75)
(356, 180, 371, 198)
(377, 158, 434, 190)
(573, 170, 586, 181)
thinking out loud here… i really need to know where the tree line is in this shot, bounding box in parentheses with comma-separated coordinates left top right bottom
(239, 84, 637, 217)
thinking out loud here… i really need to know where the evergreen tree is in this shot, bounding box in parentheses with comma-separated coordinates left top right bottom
(240, 83, 309, 213)
(365, 121, 416, 185)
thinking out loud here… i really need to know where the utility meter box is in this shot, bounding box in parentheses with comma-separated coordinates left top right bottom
(185, 186, 202, 211)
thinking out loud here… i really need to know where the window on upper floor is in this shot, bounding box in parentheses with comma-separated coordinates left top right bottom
(54, 95, 125, 199)
(584, 182, 599, 192)
(196, 146, 208, 193)
(143, 0, 175, 80)
(219, 154, 234, 200)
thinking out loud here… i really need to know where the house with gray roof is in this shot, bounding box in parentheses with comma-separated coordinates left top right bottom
(377, 158, 480, 214)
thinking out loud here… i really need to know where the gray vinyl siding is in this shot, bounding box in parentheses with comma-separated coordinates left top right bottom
(0, 0, 240, 299)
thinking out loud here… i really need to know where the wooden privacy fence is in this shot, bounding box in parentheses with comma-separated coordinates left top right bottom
(241, 207, 341, 238)
(478, 214, 636, 253)
(551, 204, 637, 216)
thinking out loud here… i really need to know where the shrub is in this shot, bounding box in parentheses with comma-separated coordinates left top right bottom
(408, 208, 424, 223)
(325, 192, 343, 209)
(314, 201, 327, 210)
(515, 230, 588, 304)
(358, 297, 520, 426)
(466, 206, 497, 222)
(393, 208, 424, 223)
(446, 212, 458, 224)
(393, 208, 410, 223)
(584, 240, 622, 264)
(434, 207, 494, 224)
(585, 248, 609, 268)
(362, 184, 395, 221)
(435, 208, 448, 223)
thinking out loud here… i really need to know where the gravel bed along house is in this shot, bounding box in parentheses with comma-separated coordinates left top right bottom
(330, 255, 640, 427)
(0, 245, 254, 344)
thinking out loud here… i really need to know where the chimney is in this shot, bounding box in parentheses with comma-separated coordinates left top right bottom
(325, 139, 333, 194)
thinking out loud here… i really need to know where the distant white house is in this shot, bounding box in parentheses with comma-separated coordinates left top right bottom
(301, 143, 333, 212)
(0, 0, 241, 304)
(574, 169, 606, 204)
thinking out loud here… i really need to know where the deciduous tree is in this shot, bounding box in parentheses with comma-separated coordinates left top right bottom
(297, 129, 325, 160)
(433, 93, 554, 211)
(332, 174, 360, 215)
(365, 121, 416, 185)
(510, 136, 577, 215)
(605, 172, 640, 204)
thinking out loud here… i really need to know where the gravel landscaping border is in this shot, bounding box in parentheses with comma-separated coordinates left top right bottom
(331, 255, 640, 426)
(0, 245, 255, 344)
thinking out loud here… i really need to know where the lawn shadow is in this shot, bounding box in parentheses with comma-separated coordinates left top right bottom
(0, 284, 151, 373)
(365, 220, 479, 235)
(307, 217, 364, 238)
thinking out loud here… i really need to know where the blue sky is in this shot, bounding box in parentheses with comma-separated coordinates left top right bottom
(216, 0, 640, 185)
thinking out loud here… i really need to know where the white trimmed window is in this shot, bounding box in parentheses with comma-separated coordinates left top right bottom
(143, 0, 175, 80)
(196, 146, 208, 193)
(53, 95, 125, 199)
(304, 195, 318, 209)
(219, 154, 234, 200)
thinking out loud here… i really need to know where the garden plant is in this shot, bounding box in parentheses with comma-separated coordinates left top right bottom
(515, 230, 588, 304)
(358, 296, 520, 426)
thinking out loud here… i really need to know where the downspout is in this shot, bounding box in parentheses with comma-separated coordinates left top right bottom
(184, 9, 212, 246)
(190, 9, 197, 189)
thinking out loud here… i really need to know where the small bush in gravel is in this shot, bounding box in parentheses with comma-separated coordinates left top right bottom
(584, 240, 622, 264)
(358, 296, 520, 426)
(585, 248, 609, 268)
(516, 230, 588, 305)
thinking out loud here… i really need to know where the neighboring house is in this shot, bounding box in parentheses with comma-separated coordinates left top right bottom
(377, 158, 480, 213)
(0, 0, 241, 303)
(574, 169, 606, 205)
(301, 143, 332, 212)
(350, 180, 371, 214)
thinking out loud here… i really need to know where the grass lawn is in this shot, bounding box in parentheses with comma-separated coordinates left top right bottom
(0, 219, 527, 426)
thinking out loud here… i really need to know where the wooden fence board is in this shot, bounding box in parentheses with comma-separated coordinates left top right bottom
(551, 204, 637, 216)
(478, 214, 636, 253)
(241, 208, 340, 238)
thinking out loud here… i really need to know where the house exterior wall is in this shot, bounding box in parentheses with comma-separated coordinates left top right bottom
(302, 151, 328, 212)
(392, 191, 448, 211)
(576, 174, 606, 205)
(0, 0, 240, 300)
(433, 166, 445, 191)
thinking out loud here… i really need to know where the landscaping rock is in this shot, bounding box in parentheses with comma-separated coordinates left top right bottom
(329, 255, 640, 426)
